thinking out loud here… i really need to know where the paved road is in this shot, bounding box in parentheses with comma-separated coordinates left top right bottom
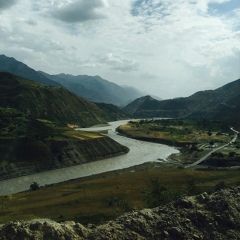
(185, 128, 239, 168)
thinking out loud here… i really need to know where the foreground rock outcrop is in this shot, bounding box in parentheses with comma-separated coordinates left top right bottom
(1, 186, 240, 239)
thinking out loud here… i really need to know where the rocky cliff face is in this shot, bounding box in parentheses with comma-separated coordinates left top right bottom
(0, 137, 129, 180)
(0, 186, 239, 239)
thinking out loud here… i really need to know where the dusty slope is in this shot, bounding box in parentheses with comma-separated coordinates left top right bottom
(0, 186, 239, 239)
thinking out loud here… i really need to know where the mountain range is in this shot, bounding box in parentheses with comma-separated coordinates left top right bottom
(0, 72, 128, 126)
(40, 72, 146, 106)
(1, 54, 240, 125)
(124, 78, 240, 124)
(0, 55, 62, 87)
(0, 54, 146, 107)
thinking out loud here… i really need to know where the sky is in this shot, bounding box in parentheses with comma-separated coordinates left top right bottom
(0, 0, 239, 99)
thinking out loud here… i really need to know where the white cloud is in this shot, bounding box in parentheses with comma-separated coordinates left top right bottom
(99, 53, 138, 72)
(0, 0, 239, 99)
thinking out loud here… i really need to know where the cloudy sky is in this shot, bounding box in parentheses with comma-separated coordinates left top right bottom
(0, 0, 239, 99)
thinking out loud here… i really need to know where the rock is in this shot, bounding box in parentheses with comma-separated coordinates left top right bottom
(174, 198, 194, 208)
(169, 227, 182, 238)
(196, 192, 209, 203)
(163, 230, 169, 237)
(193, 233, 202, 240)
(0, 186, 240, 239)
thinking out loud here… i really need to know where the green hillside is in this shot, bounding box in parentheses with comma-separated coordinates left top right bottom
(0, 110, 129, 180)
(124, 78, 240, 125)
(0, 72, 113, 127)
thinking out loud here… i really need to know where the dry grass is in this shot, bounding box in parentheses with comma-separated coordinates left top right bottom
(0, 166, 239, 225)
(63, 130, 104, 140)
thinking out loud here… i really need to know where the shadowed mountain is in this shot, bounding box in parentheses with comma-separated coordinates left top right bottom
(0, 55, 61, 87)
(0, 72, 130, 178)
(40, 72, 146, 106)
(0, 72, 120, 126)
(124, 78, 240, 124)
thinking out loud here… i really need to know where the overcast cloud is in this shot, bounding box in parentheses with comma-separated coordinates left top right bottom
(0, 0, 18, 11)
(51, 0, 108, 23)
(0, 0, 239, 99)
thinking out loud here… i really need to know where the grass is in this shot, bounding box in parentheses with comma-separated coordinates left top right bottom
(118, 121, 231, 145)
(0, 166, 239, 225)
(117, 119, 240, 165)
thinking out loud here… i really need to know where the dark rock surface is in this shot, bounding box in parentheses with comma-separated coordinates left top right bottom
(0, 186, 240, 239)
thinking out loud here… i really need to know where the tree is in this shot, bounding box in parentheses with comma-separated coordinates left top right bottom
(30, 181, 39, 191)
(185, 175, 199, 195)
(144, 178, 170, 208)
(229, 151, 236, 157)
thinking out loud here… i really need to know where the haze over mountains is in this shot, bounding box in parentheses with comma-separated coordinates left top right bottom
(0, 55, 146, 107)
(1, 54, 240, 126)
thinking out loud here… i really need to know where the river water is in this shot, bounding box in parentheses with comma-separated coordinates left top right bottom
(0, 120, 179, 195)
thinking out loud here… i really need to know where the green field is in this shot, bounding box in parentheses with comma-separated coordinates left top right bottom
(117, 119, 240, 166)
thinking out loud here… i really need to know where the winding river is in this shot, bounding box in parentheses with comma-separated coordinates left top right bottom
(0, 120, 179, 195)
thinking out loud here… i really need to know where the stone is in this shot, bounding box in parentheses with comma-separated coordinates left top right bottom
(0, 186, 239, 239)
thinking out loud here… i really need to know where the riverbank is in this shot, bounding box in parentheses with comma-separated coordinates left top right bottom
(0, 136, 129, 181)
(116, 119, 240, 168)
(0, 162, 239, 225)
(0, 120, 179, 196)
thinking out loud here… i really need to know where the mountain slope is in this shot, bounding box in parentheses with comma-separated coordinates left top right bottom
(0, 72, 130, 178)
(40, 72, 145, 106)
(124, 78, 240, 123)
(0, 72, 113, 126)
(0, 54, 147, 106)
(0, 55, 61, 87)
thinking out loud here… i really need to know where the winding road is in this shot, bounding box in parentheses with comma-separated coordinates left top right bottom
(185, 128, 239, 168)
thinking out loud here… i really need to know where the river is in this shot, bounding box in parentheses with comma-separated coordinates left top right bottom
(0, 120, 179, 195)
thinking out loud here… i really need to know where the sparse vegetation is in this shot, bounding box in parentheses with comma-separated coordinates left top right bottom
(184, 175, 200, 195)
(0, 166, 239, 225)
(143, 177, 179, 207)
(30, 181, 40, 191)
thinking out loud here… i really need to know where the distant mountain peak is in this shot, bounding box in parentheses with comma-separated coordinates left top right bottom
(144, 95, 155, 100)
(0, 55, 62, 87)
(40, 72, 149, 106)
